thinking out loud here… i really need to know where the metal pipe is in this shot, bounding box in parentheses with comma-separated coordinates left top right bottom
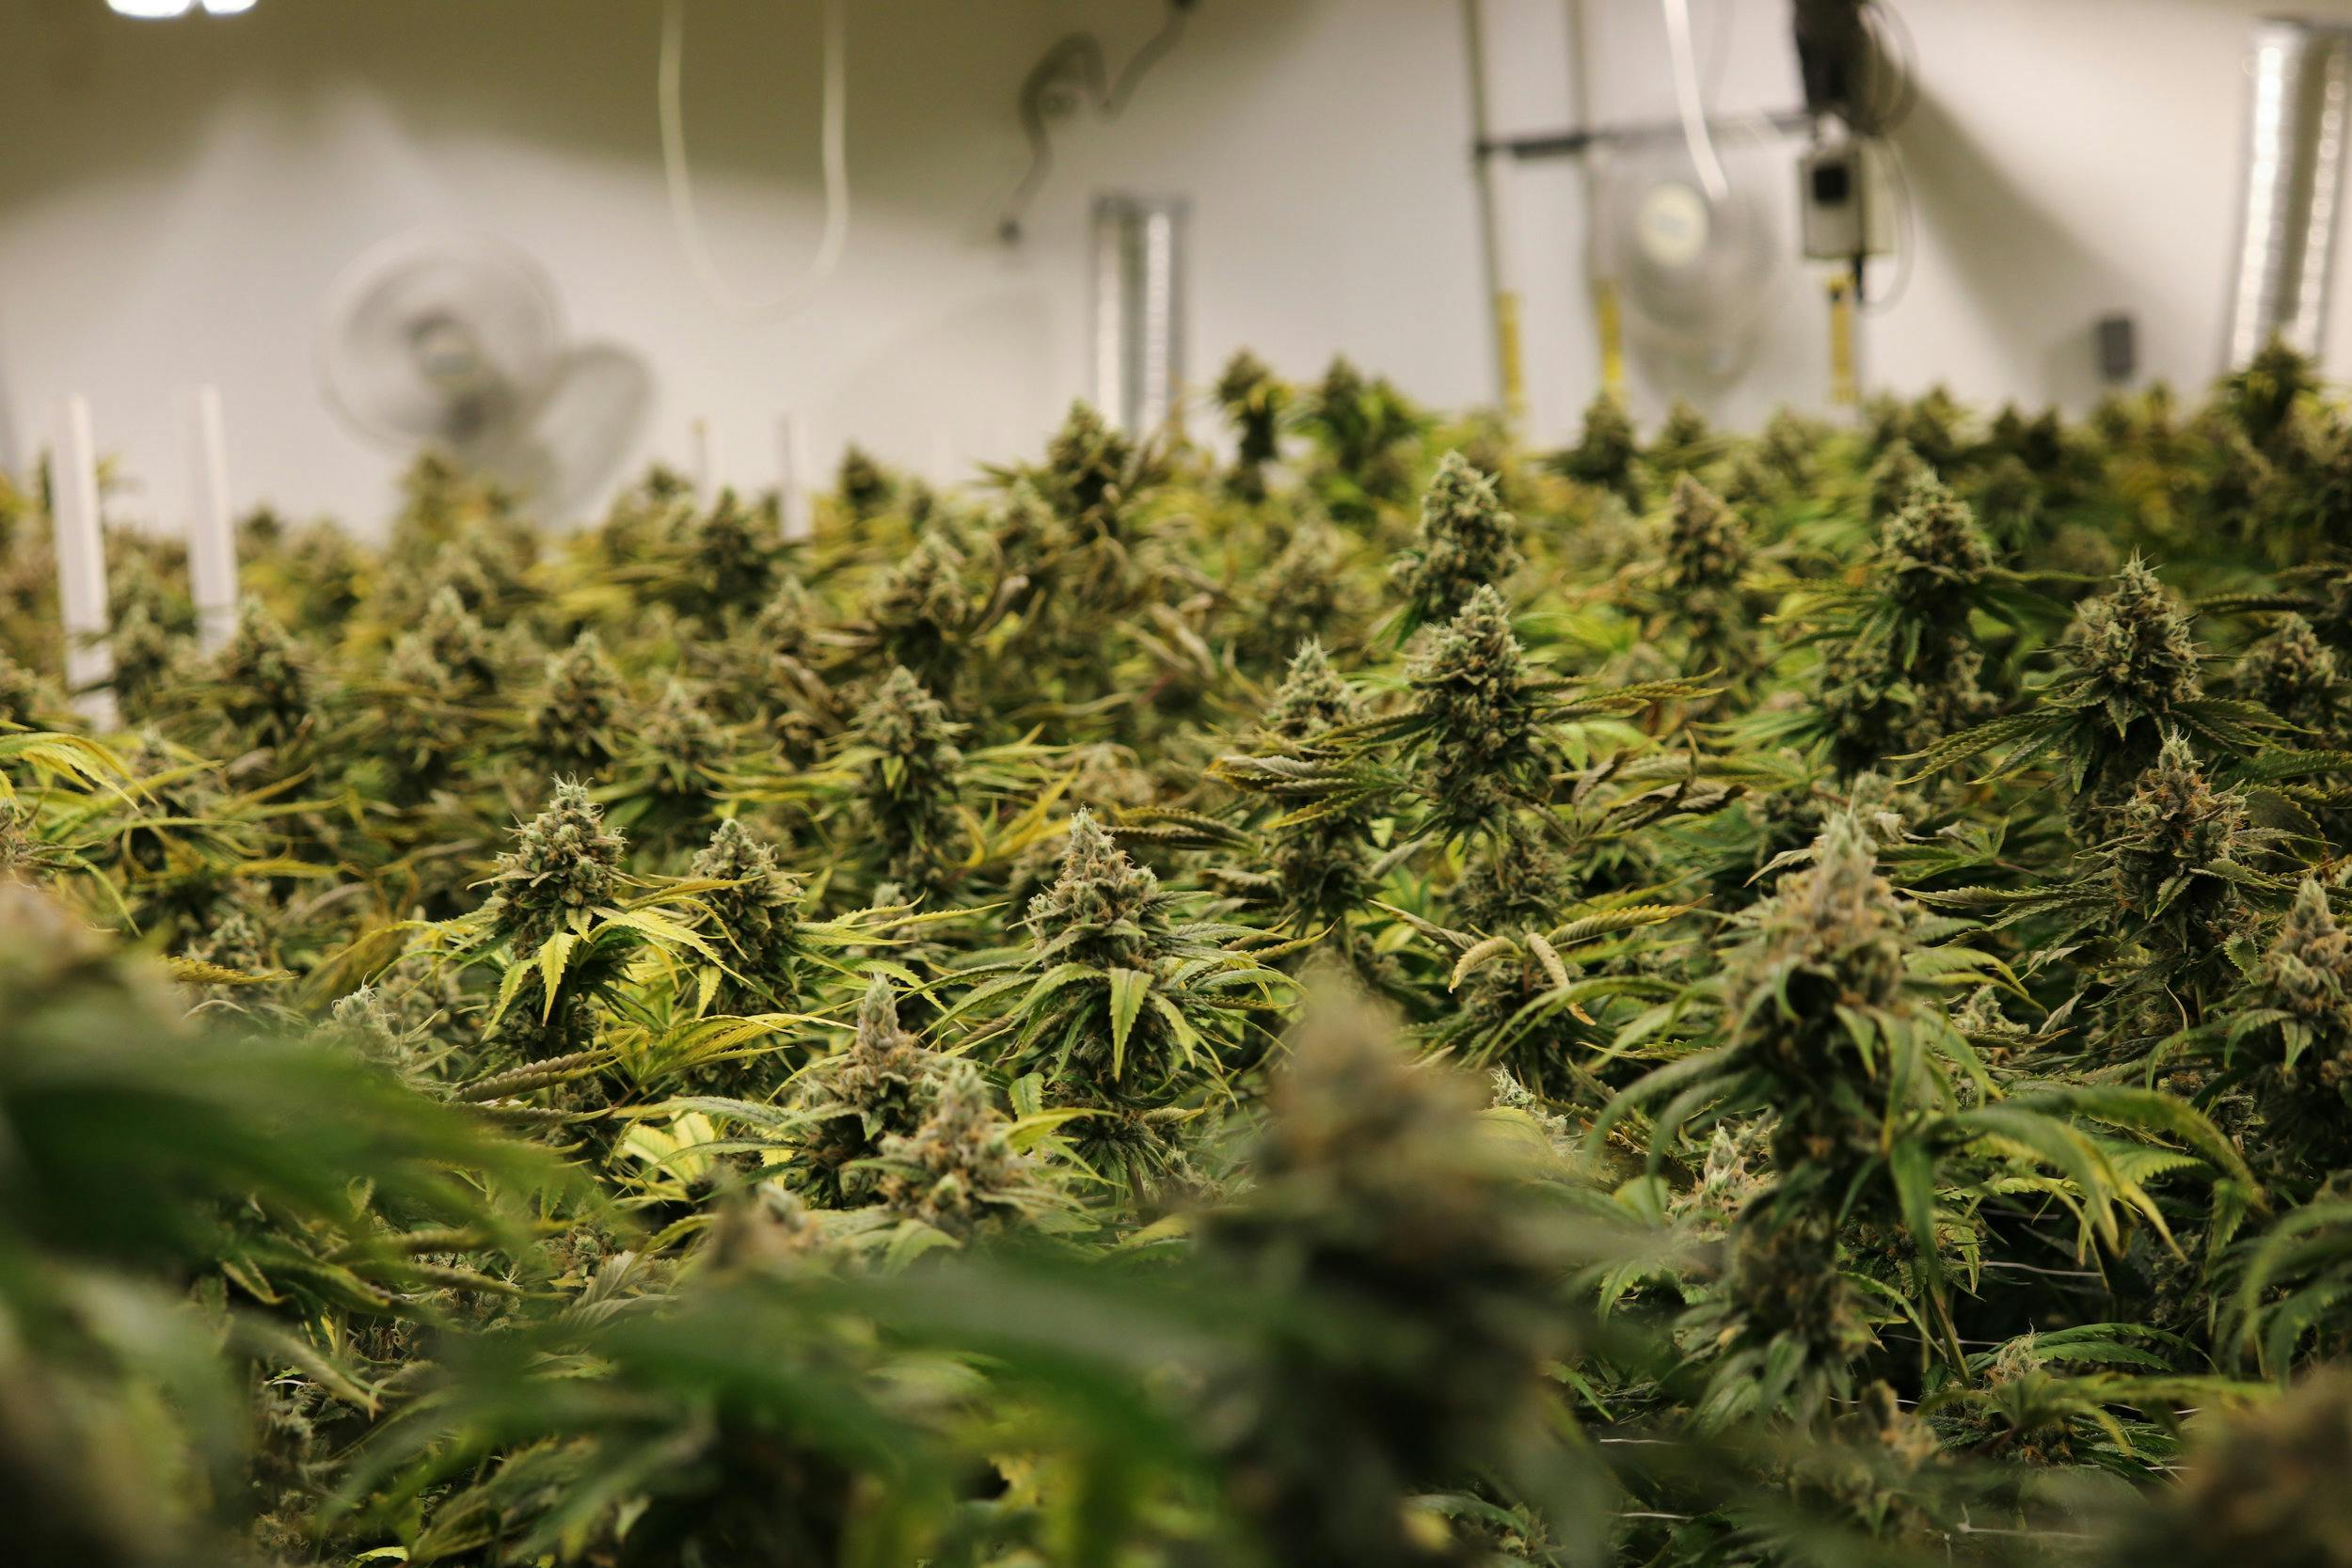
(1461, 0, 1526, 422)
(2225, 16, 2352, 369)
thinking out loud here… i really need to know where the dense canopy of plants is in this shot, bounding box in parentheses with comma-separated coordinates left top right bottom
(11, 342, 2352, 1565)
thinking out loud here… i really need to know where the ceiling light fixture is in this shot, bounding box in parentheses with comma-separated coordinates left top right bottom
(106, 0, 258, 16)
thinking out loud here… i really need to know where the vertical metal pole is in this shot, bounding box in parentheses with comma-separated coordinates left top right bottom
(52, 396, 119, 730)
(1463, 0, 1527, 424)
(186, 385, 239, 653)
(2226, 17, 2352, 368)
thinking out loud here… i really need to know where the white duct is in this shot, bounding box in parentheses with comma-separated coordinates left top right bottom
(2225, 16, 2352, 369)
(1091, 194, 1188, 436)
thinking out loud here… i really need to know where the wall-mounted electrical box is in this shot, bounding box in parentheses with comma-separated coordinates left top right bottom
(1800, 136, 1899, 260)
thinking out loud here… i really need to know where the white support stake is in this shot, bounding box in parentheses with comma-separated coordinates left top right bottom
(186, 384, 240, 652)
(775, 413, 812, 543)
(52, 396, 119, 731)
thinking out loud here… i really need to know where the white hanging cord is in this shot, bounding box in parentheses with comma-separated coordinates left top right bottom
(659, 0, 850, 317)
(1661, 0, 1727, 201)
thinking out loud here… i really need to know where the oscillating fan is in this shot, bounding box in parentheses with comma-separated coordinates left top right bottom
(320, 229, 649, 514)
(1590, 127, 1783, 383)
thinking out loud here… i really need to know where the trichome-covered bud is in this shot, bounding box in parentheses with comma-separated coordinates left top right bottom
(1026, 809, 1166, 970)
(486, 781, 625, 949)
(1407, 585, 1543, 834)
(1263, 638, 1361, 745)
(1392, 451, 1523, 627)
(212, 597, 313, 748)
(876, 1058, 1043, 1239)
(530, 632, 627, 777)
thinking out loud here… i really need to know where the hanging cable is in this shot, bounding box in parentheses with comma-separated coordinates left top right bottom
(1661, 0, 1727, 200)
(659, 0, 850, 317)
(997, 1, 1196, 245)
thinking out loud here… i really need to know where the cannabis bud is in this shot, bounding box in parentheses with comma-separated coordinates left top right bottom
(530, 632, 627, 777)
(690, 816, 804, 1014)
(2069, 558, 2202, 711)
(2238, 615, 2344, 736)
(486, 781, 626, 949)
(1263, 638, 1361, 746)
(416, 584, 501, 694)
(853, 666, 963, 891)
(1026, 809, 1166, 970)
(212, 597, 313, 748)
(1866, 438, 1932, 525)
(876, 1058, 1042, 1239)
(1041, 401, 1135, 536)
(1560, 388, 1639, 499)
(1408, 584, 1545, 835)
(1199, 996, 1571, 1568)
(1878, 471, 1994, 610)
(790, 974, 944, 1206)
(1392, 451, 1523, 628)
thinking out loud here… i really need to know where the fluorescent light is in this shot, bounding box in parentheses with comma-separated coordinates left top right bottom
(105, 0, 260, 14)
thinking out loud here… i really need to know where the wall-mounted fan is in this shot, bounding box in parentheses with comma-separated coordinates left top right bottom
(1590, 126, 1784, 386)
(319, 228, 649, 515)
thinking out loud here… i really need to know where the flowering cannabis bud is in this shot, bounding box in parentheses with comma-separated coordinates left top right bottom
(1661, 475, 1754, 674)
(327, 982, 428, 1077)
(876, 1058, 1042, 1239)
(486, 781, 626, 949)
(0, 649, 61, 728)
(2070, 559, 2202, 709)
(2131, 1368, 2352, 1568)
(1258, 642, 1373, 931)
(1216, 348, 1289, 499)
(2221, 334, 2316, 451)
(1244, 520, 1353, 671)
(835, 444, 894, 522)
(1724, 814, 1912, 1171)
(2238, 614, 2344, 736)
(1668, 1122, 1772, 1237)
(212, 597, 313, 748)
(530, 632, 627, 777)
(1407, 585, 1544, 835)
(1878, 472, 1994, 611)
(1971, 453, 2044, 548)
(1297, 356, 1422, 513)
(1648, 397, 1716, 476)
(1561, 388, 1640, 499)
(1041, 401, 1135, 537)
(1026, 809, 1168, 970)
(854, 666, 963, 890)
(2106, 734, 2262, 1002)
(865, 532, 973, 689)
(180, 904, 278, 1003)
(2244, 879, 2352, 1173)
(416, 585, 501, 695)
(1263, 638, 1361, 745)
(634, 679, 725, 801)
(690, 816, 804, 1013)
(790, 974, 945, 1206)
(1866, 438, 1933, 525)
(107, 597, 181, 719)
(1199, 997, 1571, 1568)
(682, 488, 777, 612)
(1757, 408, 1823, 488)
(1392, 451, 1523, 628)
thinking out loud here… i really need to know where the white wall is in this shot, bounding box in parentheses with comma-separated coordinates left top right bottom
(1, 0, 2346, 534)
